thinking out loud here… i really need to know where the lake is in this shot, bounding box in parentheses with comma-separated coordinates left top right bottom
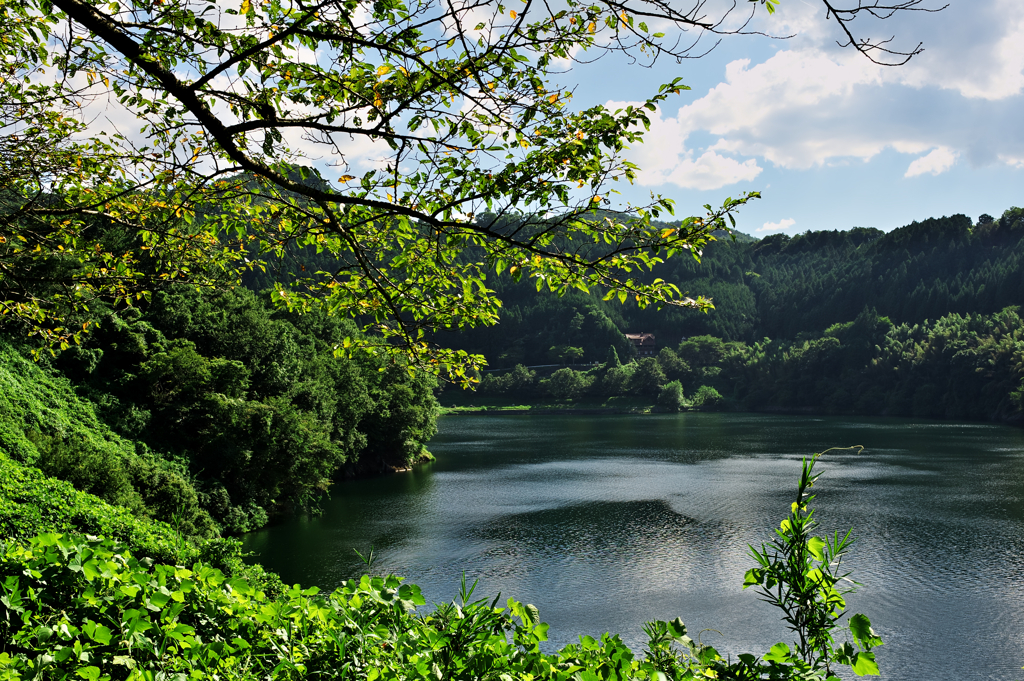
(243, 413, 1024, 680)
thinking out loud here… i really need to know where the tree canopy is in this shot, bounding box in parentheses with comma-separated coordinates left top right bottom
(1, 0, 937, 379)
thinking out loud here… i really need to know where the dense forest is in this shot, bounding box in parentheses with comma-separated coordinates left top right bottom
(0, 287, 438, 537)
(441, 207, 1024, 365)
(443, 206, 1024, 423)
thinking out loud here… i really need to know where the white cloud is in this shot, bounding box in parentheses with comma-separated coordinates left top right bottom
(759, 218, 795, 232)
(887, 0, 1024, 101)
(609, 101, 762, 190)
(671, 48, 889, 170)
(905, 147, 958, 177)
(620, 2, 1024, 187)
(745, 0, 1024, 101)
(662, 151, 762, 191)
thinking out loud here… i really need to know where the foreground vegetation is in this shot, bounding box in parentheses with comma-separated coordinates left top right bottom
(1, 450, 883, 681)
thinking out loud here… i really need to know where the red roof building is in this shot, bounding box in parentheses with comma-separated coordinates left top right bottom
(625, 332, 657, 357)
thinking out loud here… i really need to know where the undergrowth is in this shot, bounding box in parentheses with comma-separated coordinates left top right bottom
(0, 450, 881, 680)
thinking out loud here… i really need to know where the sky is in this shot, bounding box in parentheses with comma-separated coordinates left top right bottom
(64, 0, 1022, 238)
(558, 0, 1024, 236)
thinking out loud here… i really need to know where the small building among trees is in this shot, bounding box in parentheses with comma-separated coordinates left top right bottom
(625, 332, 657, 357)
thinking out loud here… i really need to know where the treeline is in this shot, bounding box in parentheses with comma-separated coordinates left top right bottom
(438, 207, 1024, 368)
(0, 287, 438, 536)
(474, 347, 723, 411)
(704, 306, 1024, 420)
(491, 306, 1024, 421)
(645, 208, 1024, 342)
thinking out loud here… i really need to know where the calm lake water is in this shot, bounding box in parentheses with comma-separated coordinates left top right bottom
(243, 413, 1024, 680)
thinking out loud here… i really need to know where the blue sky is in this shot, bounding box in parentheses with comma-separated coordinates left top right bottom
(77, 0, 1019, 238)
(561, 0, 1023, 236)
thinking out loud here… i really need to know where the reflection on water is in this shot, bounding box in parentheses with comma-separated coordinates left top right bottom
(243, 413, 1024, 680)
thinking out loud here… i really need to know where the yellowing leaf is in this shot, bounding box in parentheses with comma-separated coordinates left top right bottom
(587, 22, 596, 33)
(548, 93, 558, 103)
(510, 10, 517, 18)
(239, 0, 251, 13)
(660, 228, 675, 238)
(338, 175, 355, 182)
(377, 64, 391, 76)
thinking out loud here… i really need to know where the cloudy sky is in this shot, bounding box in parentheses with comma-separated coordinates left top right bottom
(563, 0, 1023, 235)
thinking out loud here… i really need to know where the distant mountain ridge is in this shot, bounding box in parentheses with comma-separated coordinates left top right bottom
(435, 207, 1024, 367)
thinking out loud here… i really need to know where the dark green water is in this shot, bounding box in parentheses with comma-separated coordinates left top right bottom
(244, 413, 1024, 679)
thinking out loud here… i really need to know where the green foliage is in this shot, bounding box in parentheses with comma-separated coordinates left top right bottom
(0, 338, 214, 535)
(744, 448, 883, 678)
(41, 287, 441, 533)
(442, 207, 1024, 389)
(602, 363, 635, 396)
(0, 452, 277, 594)
(657, 348, 688, 381)
(657, 380, 684, 411)
(0, 454, 882, 681)
(729, 306, 1024, 420)
(479, 364, 538, 396)
(0, 282, 441, 535)
(629, 358, 667, 396)
(543, 368, 594, 400)
(691, 386, 724, 411)
(2, 0, 787, 379)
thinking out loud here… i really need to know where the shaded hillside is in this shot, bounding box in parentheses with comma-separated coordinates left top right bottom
(435, 207, 1024, 366)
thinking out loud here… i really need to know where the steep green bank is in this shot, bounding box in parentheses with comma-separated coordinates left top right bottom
(0, 286, 439, 535)
(0, 451, 280, 592)
(0, 339, 216, 536)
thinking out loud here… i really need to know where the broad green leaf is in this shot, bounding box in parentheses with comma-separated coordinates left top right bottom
(764, 642, 792, 663)
(851, 652, 880, 676)
(807, 536, 826, 560)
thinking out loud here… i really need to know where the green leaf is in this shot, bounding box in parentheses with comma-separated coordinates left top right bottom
(763, 642, 792, 663)
(807, 536, 826, 560)
(849, 613, 883, 648)
(76, 667, 101, 681)
(851, 651, 880, 676)
(149, 591, 171, 608)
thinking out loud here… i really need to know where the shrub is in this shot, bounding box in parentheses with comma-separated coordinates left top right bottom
(0, 451, 277, 593)
(691, 385, 724, 410)
(601, 363, 634, 396)
(0, 340, 211, 533)
(629, 357, 666, 395)
(544, 368, 592, 400)
(657, 380, 684, 411)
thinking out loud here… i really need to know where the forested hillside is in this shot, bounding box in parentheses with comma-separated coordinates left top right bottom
(0, 288, 438, 536)
(441, 206, 1024, 423)
(439, 207, 1024, 367)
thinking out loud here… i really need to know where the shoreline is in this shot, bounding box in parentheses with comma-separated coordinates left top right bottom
(438, 402, 1024, 425)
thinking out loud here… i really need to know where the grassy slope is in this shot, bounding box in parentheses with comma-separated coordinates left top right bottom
(0, 338, 216, 536)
